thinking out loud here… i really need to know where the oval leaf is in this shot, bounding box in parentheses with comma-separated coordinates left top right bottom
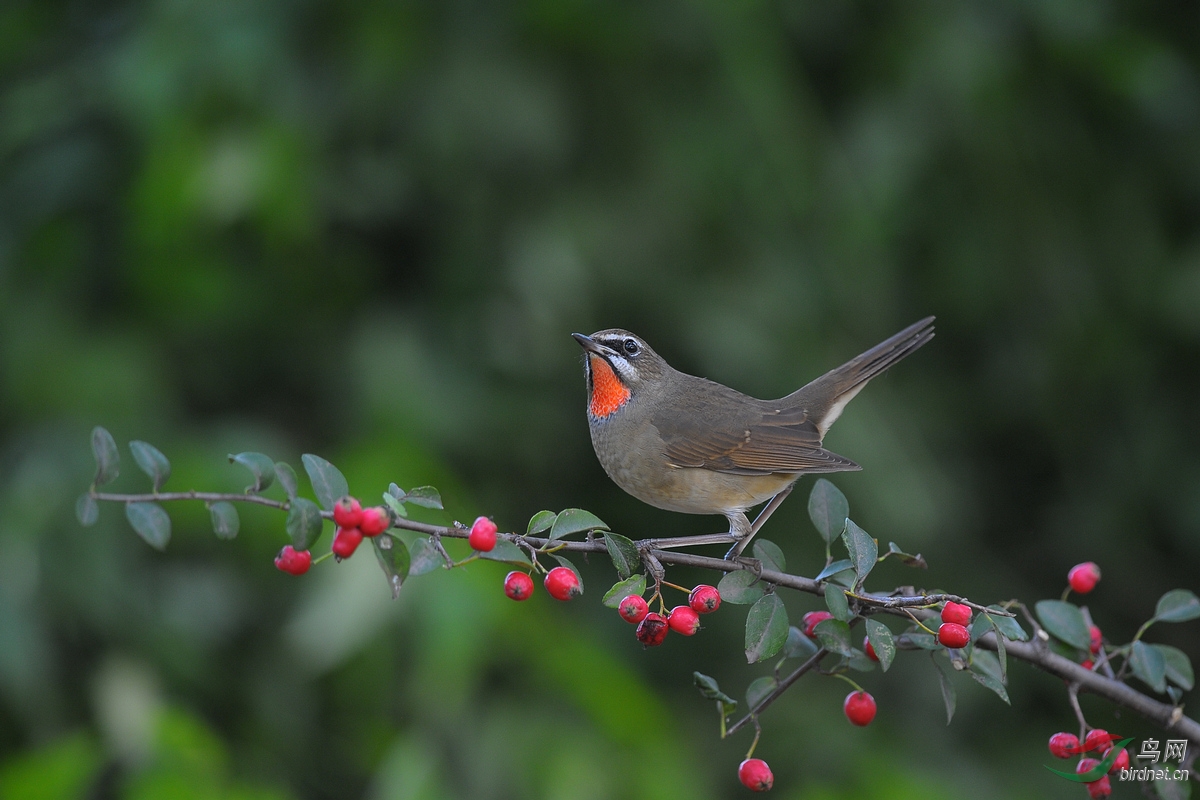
(807, 478, 848, 544)
(815, 559, 854, 582)
(1034, 600, 1091, 650)
(130, 441, 171, 492)
(824, 583, 852, 622)
(382, 492, 408, 518)
(841, 519, 877, 587)
(91, 426, 120, 487)
(372, 536, 410, 599)
(407, 538, 444, 576)
(784, 626, 819, 660)
(813, 618, 853, 657)
(301, 454, 348, 511)
(1130, 640, 1167, 693)
(229, 452, 276, 494)
(752, 539, 786, 573)
(693, 672, 738, 714)
(275, 462, 299, 499)
(526, 510, 557, 536)
(208, 502, 239, 540)
(404, 486, 443, 510)
(286, 498, 324, 551)
(602, 574, 647, 608)
(718, 570, 765, 605)
(745, 593, 789, 663)
(550, 508, 608, 540)
(480, 539, 531, 566)
(1151, 644, 1194, 691)
(76, 493, 99, 526)
(865, 618, 896, 672)
(932, 654, 956, 724)
(1154, 589, 1200, 623)
(125, 502, 170, 551)
(603, 532, 640, 579)
(746, 676, 778, 709)
(987, 606, 1029, 641)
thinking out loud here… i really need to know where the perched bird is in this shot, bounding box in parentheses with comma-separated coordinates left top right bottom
(572, 318, 934, 555)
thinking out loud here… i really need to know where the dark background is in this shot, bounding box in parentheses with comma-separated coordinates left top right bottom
(1, 1, 1198, 798)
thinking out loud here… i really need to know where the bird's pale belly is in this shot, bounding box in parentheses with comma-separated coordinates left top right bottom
(590, 419, 796, 515)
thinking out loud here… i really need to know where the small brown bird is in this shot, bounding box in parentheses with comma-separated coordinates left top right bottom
(573, 318, 934, 555)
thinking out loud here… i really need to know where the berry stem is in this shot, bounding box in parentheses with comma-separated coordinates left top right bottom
(661, 580, 691, 594)
(833, 673, 865, 693)
(743, 717, 762, 760)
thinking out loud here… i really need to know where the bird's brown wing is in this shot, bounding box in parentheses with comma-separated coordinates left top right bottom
(657, 379, 860, 476)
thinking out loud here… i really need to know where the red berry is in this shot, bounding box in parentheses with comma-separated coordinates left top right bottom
(333, 496, 363, 529)
(1048, 732, 1080, 758)
(635, 612, 668, 647)
(1089, 625, 1102, 655)
(1086, 776, 1112, 799)
(863, 636, 879, 662)
(274, 545, 312, 576)
(843, 690, 877, 726)
(668, 605, 701, 636)
(544, 566, 582, 601)
(618, 595, 649, 624)
(1068, 562, 1101, 594)
(1081, 659, 1094, 671)
(689, 584, 721, 614)
(801, 610, 833, 638)
(1084, 729, 1112, 752)
(938, 622, 970, 649)
(359, 506, 390, 537)
(504, 571, 534, 601)
(737, 758, 774, 792)
(468, 516, 498, 552)
(940, 601, 972, 626)
(1107, 746, 1129, 773)
(331, 526, 363, 559)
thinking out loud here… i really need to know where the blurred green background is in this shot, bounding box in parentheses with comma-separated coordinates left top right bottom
(2, 1, 1198, 798)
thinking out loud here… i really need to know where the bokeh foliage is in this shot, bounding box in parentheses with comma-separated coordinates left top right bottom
(1, 0, 1198, 798)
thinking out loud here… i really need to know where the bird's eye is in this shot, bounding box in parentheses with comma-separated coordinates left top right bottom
(623, 338, 640, 355)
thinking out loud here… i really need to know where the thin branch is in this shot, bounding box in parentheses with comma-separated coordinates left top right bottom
(92, 490, 292, 511)
(725, 648, 828, 737)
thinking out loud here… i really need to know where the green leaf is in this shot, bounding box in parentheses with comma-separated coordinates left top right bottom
(91, 426, 119, 487)
(125, 502, 170, 551)
(847, 650, 878, 672)
(815, 559, 854, 582)
(602, 574, 647, 607)
(995, 630, 1007, 682)
(275, 462, 299, 499)
(746, 676, 778, 709)
(603, 532, 640, 579)
(526, 510, 556, 536)
(301, 454, 349, 511)
(784, 626, 819, 660)
(130, 441, 171, 492)
(970, 614, 994, 643)
(745, 593, 789, 663)
(285, 498, 324, 551)
(549, 508, 608, 539)
(752, 539, 786, 572)
(885, 541, 927, 568)
(865, 618, 896, 672)
(229, 452, 276, 493)
(1035, 600, 1091, 650)
(208, 502, 239, 540)
(404, 486, 443, 510)
(372, 536, 410, 599)
(813, 618, 853, 657)
(552, 555, 583, 592)
(1154, 589, 1200, 623)
(969, 665, 1011, 704)
(808, 478, 848, 544)
(986, 606, 1028, 641)
(382, 492, 408, 518)
(693, 672, 738, 715)
(932, 653, 956, 724)
(717, 570, 765, 604)
(407, 538, 443, 576)
(75, 493, 99, 526)
(479, 538, 531, 565)
(824, 583, 852, 622)
(1130, 640, 1168, 693)
(1152, 644, 1194, 691)
(841, 519, 877, 587)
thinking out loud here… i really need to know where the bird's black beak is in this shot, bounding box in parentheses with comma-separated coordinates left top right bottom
(572, 332, 612, 358)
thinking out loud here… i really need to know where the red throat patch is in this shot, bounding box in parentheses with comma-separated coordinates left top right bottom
(588, 355, 631, 418)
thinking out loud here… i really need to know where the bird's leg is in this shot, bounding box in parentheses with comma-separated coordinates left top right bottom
(725, 484, 794, 559)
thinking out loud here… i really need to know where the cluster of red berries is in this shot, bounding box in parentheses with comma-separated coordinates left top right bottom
(937, 600, 972, 648)
(274, 495, 391, 575)
(617, 585, 720, 647)
(501, 566, 583, 602)
(1047, 728, 1125, 798)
